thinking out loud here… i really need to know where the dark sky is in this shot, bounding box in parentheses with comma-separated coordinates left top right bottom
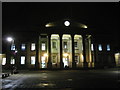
(2, 2, 119, 41)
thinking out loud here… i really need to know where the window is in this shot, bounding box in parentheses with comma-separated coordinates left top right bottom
(21, 44, 26, 50)
(21, 56, 25, 64)
(52, 42, 56, 48)
(10, 57, 15, 64)
(107, 44, 110, 51)
(75, 56, 79, 63)
(98, 44, 102, 51)
(74, 42, 77, 48)
(2, 58, 6, 65)
(41, 43, 46, 50)
(64, 42, 67, 49)
(31, 43, 35, 51)
(31, 56, 35, 64)
(52, 56, 56, 63)
(91, 44, 94, 51)
(11, 44, 15, 50)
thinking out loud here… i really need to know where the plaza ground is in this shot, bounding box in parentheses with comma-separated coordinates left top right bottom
(1, 68, 120, 89)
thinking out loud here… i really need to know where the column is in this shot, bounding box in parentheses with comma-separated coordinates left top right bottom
(15, 43, 20, 69)
(93, 43, 98, 68)
(6, 44, 11, 69)
(71, 34, 76, 69)
(59, 34, 64, 69)
(47, 34, 52, 69)
(35, 36, 39, 69)
(82, 35, 88, 68)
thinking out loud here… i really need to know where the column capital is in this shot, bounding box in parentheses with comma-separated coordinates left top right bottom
(47, 34, 51, 38)
(71, 34, 75, 37)
(82, 34, 87, 38)
(59, 34, 63, 37)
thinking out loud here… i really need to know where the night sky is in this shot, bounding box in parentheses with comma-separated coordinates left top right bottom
(2, 2, 119, 49)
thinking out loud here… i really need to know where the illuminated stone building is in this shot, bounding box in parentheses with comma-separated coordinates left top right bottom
(2, 19, 117, 70)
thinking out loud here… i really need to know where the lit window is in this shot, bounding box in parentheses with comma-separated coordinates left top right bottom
(11, 44, 15, 50)
(52, 42, 56, 48)
(74, 42, 77, 48)
(31, 56, 35, 64)
(98, 44, 102, 51)
(2, 58, 6, 65)
(41, 56, 46, 68)
(107, 44, 110, 51)
(52, 56, 56, 63)
(21, 56, 25, 64)
(31, 43, 35, 51)
(91, 44, 94, 51)
(10, 57, 15, 64)
(64, 42, 67, 49)
(75, 56, 79, 63)
(41, 43, 46, 50)
(21, 44, 26, 50)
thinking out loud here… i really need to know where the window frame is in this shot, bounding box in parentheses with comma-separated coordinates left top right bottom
(21, 44, 26, 51)
(31, 43, 36, 51)
(21, 56, 25, 64)
(98, 44, 102, 51)
(41, 42, 46, 51)
(31, 56, 35, 64)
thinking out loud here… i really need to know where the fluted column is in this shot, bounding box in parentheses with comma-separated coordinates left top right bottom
(59, 34, 64, 69)
(47, 34, 52, 69)
(71, 34, 76, 69)
(82, 35, 88, 68)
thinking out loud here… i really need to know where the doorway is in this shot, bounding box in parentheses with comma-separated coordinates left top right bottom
(63, 56, 69, 68)
(41, 56, 46, 68)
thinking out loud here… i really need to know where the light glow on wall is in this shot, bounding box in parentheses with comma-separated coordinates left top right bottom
(44, 53, 48, 57)
(83, 25, 87, 28)
(63, 53, 69, 57)
(45, 23, 54, 27)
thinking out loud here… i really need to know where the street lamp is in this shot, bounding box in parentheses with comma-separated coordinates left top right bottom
(6, 37, 17, 54)
(7, 37, 13, 42)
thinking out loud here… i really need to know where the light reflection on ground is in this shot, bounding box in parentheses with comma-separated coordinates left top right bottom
(36, 82, 56, 87)
(2, 69, 119, 89)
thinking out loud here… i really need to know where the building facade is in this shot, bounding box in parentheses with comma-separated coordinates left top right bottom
(2, 20, 117, 70)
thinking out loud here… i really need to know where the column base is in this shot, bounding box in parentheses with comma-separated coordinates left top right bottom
(60, 62, 64, 69)
(47, 62, 52, 69)
(35, 63, 40, 70)
(83, 62, 88, 69)
(72, 62, 76, 69)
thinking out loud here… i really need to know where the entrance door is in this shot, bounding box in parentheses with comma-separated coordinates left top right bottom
(63, 56, 69, 68)
(41, 56, 46, 68)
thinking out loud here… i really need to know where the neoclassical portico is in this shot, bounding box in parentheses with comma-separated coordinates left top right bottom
(36, 33, 94, 69)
